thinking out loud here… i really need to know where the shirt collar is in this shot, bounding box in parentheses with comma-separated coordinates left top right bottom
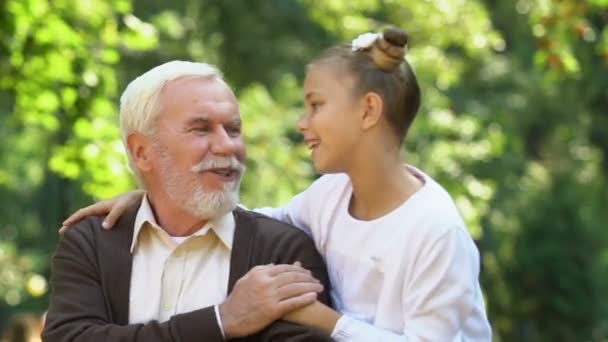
(130, 194, 235, 253)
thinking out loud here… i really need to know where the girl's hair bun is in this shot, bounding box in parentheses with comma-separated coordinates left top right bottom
(383, 27, 408, 48)
(371, 27, 409, 71)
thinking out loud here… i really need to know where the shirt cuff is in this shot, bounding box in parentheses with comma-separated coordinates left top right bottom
(214, 305, 226, 340)
(331, 314, 404, 342)
(331, 315, 354, 341)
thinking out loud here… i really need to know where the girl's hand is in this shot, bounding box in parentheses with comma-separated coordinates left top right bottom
(283, 300, 341, 335)
(59, 190, 145, 233)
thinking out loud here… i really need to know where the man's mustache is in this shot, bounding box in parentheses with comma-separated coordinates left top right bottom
(190, 156, 245, 174)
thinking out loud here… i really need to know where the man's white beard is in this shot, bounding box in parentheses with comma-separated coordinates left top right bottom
(157, 147, 244, 220)
(184, 180, 240, 220)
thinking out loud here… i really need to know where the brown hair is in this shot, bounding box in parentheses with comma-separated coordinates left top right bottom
(310, 27, 421, 145)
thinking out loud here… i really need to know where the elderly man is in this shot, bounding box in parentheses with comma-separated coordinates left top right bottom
(42, 61, 332, 341)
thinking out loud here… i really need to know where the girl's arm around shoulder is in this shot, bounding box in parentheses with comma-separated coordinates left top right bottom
(254, 173, 350, 237)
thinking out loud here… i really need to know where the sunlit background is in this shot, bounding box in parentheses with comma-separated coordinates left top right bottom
(0, 0, 607, 341)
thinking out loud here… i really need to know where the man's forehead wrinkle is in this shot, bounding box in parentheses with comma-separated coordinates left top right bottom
(197, 101, 240, 115)
(186, 116, 210, 124)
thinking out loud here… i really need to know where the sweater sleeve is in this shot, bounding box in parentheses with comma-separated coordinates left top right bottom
(244, 215, 334, 342)
(42, 223, 224, 342)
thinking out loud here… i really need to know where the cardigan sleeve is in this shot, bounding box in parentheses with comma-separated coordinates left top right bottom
(42, 223, 224, 342)
(244, 214, 334, 342)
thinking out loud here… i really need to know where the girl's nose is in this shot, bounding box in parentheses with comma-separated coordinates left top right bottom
(297, 113, 309, 132)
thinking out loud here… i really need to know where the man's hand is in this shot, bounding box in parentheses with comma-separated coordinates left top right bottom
(219, 264, 323, 338)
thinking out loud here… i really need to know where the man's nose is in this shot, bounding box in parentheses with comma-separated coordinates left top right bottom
(210, 127, 237, 155)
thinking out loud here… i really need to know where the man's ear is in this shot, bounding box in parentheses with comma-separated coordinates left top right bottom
(361, 92, 384, 130)
(127, 133, 154, 172)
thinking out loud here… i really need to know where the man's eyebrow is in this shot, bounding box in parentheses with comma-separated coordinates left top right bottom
(186, 116, 210, 125)
(185, 116, 242, 127)
(229, 118, 242, 126)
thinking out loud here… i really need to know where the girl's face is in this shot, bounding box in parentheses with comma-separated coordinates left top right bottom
(299, 65, 364, 174)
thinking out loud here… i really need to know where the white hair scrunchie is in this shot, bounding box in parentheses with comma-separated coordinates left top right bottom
(351, 32, 382, 52)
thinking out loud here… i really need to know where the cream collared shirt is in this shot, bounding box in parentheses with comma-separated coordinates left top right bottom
(128, 195, 235, 325)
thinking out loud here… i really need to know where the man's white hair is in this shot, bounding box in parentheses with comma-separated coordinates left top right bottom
(119, 60, 223, 181)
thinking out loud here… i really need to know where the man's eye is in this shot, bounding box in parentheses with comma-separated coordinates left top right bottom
(228, 127, 242, 136)
(192, 127, 209, 133)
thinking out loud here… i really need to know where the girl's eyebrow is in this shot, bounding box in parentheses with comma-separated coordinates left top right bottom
(305, 91, 320, 100)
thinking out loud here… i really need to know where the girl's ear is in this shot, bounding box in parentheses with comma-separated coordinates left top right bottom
(127, 133, 154, 172)
(361, 91, 384, 130)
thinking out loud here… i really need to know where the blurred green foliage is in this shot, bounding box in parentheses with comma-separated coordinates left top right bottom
(0, 0, 607, 340)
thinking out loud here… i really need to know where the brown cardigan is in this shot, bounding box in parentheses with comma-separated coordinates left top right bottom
(42, 204, 333, 342)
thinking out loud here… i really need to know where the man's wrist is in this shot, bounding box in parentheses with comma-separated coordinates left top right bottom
(218, 302, 238, 339)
